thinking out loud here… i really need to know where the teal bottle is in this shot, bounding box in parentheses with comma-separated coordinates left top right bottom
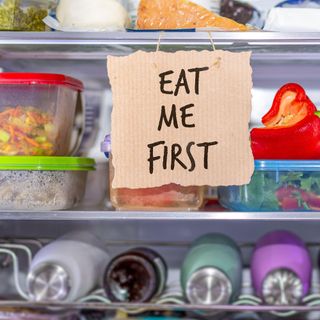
(181, 233, 242, 305)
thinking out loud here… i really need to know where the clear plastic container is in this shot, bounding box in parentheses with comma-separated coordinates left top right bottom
(218, 160, 320, 212)
(0, 0, 56, 31)
(0, 156, 95, 210)
(102, 136, 204, 211)
(0, 73, 84, 156)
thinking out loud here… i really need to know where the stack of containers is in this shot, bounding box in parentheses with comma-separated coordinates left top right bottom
(0, 73, 95, 210)
(218, 83, 320, 212)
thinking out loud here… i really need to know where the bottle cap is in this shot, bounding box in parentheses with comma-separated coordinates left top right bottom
(186, 267, 232, 305)
(262, 268, 303, 305)
(27, 264, 71, 302)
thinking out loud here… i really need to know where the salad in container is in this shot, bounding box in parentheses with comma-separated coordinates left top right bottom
(219, 83, 320, 212)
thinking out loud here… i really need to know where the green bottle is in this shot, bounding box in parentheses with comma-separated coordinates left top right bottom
(181, 233, 242, 305)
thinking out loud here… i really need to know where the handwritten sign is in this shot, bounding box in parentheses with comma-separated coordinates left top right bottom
(108, 50, 254, 189)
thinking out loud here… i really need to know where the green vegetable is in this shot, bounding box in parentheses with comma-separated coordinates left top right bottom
(242, 171, 280, 210)
(0, 129, 10, 143)
(0, 0, 48, 31)
(35, 136, 47, 143)
(241, 170, 320, 211)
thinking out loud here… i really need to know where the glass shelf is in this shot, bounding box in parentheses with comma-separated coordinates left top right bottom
(0, 207, 319, 221)
(0, 32, 320, 60)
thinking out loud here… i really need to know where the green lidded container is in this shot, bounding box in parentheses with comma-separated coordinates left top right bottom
(0, 156, 95, 171)
(181, 233, 242, 305)
(0, 156, 95, 211)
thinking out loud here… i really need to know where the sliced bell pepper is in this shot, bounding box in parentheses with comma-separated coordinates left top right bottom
(251, 83, 320, 159)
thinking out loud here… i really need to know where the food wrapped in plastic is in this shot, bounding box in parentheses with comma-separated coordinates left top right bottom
(56, 0, 131, 31)
(264, 4, 320, 31)
(0, 0, 55, 31)
(136, 0, 250, 30)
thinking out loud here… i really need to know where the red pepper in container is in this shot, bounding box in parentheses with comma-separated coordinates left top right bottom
(251, 83, 320, 159)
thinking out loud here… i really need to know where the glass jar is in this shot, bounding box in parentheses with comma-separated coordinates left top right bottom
(102, 135, 204, 211)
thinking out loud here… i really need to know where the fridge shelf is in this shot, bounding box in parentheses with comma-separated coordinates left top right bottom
(0, 208, 320, 221)
(0, 32, 320, 60)
(3, 297, 320, 316)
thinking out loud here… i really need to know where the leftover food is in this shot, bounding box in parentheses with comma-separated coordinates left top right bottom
(0, 0, 48, 31)
(0, 106, 56, 156)
(136, 0, 250, 30)
(56, 0, 131, 31)
(250, 83, 320, 159)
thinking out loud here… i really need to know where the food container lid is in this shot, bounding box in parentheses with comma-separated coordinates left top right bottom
(0, 157, 95, 171)
(255, 160, 320, 171)
(0, 73, 84, 92)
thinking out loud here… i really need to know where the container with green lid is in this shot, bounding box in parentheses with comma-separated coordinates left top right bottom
(0, 156, 95, 211)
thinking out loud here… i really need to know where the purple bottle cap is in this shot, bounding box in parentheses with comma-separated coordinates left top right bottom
(101, 134, 111, 158)
(251, 230, 312, 304)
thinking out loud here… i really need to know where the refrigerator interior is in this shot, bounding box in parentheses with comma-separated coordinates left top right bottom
(0, 32, 319, 319)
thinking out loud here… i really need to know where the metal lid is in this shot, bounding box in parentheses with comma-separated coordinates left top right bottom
(186, 267, 232, 305)
(262, 269, 303, 305)
(104, 254, 158, 303)
(27, 264, 71, 302)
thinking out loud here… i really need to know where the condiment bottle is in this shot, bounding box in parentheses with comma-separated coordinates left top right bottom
(27, 231, 109, 302)
(181, 233, 242, 305)
(103, 247, 167, 302)
(251, 230, 312, 305)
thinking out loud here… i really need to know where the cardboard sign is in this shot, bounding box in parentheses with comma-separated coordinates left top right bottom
(108, 50, 254, 189)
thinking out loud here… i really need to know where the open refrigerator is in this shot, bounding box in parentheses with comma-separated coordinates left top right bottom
(0, 29, 320, 320)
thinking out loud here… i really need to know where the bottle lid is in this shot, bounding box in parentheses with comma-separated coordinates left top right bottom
(186, 267, 232, 305)
(262, 269, 303, 305)
(104, 254, 157, 303)
(27, 264, 71, 302)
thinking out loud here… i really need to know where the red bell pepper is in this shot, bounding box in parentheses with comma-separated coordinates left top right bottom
(251, 83, 320, 159)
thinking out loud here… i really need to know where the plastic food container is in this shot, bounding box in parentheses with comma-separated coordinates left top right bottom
(0, 73, 84, 156)
(0, 156, 95, 210)
(0, 0, 55, 31)
(102, 136, 204, 211)
(218, 160, 320, 212)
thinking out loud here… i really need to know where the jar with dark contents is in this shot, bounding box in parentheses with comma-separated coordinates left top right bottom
(220, 0, 258, 25)
(103, 248, 167, 303)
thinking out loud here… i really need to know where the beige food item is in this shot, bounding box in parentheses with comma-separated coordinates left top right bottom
(57, 0, 131, 30)
(137, 0, 249, 30)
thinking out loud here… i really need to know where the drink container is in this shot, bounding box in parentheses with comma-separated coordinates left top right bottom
(103, 247, 167, 303)
(181, 233, 242, 305)
(27, 231, 109, 302)
(251, 230, 312, 305)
